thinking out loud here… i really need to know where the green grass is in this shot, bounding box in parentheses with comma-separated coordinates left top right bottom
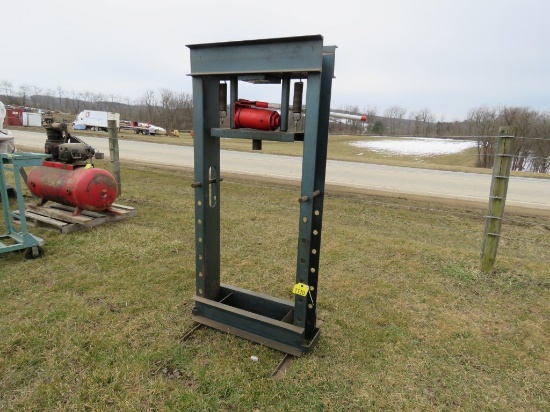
(1, 160, 549, 411)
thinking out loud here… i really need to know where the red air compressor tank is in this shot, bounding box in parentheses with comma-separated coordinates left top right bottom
(27, 166, 118, 214)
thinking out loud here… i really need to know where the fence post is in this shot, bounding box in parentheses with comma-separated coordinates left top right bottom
(107, 119, 121, 196)
(480, 126, 516, 273)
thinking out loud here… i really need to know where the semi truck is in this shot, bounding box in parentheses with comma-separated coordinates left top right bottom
(73, 110, 120, 131)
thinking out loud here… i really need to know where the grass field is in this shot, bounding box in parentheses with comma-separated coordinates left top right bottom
(1, 156, 549, 410)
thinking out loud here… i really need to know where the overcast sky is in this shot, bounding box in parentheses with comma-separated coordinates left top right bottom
(2, 0, 549, 121)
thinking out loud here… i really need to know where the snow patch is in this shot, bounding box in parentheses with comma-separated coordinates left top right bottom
(351, 137, 477, 156)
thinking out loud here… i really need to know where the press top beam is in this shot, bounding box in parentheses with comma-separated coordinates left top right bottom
(187, 35, 324, 78)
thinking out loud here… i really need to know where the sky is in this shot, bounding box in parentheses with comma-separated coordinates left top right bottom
(2, 0, 549, 121)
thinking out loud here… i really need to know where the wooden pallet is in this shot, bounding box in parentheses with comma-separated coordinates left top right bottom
(13, 203, 136, 234)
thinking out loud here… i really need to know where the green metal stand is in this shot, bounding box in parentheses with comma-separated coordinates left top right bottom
(187, 35, 335, 356)
(0, 152, 49, 258)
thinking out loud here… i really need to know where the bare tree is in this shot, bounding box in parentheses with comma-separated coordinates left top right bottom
(176, 91, 194, 130)
(344, 105, 365, 134)
(141, 89, 157, 123)
(81, 91, 93, 108)
(69, 90, 83, 114)
(0, 80, 14, 102)
(158, 88, 175, 130)
(153, 88, 194, 131)
(410, 108, 434, 137)
(31, 85, 42, 108)
(18, 84, 32, 107)
(364, 106, 377, 133)
(384, 105, 407, 136)
(529, 113, 550, 173)
(107, 94, 121, 113)
(56, 86, 66, 112)
(120, 96, 133, 120)
(92, 93, 104, 110)
(43, 89, 53, 109)
(501, 106, 540, 171)
(467, 106, 499, 168)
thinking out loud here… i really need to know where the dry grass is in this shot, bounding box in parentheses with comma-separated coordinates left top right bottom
(0, 159, 549, 411)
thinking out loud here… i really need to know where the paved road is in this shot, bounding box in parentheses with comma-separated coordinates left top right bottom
(11, 130, 550, 212)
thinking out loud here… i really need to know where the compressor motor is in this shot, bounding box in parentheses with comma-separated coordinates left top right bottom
(56, 142, 96, 163)
(44, 122, 103, 164)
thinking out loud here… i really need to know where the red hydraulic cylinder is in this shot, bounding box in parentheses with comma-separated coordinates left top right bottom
(27, 166, 118, 214)
(234, 100, 281, 131)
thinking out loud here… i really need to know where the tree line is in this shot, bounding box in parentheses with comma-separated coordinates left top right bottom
(0, 81, 194, 132)
(1, 80, 548, 173)
(330, 104, 550, 173)
(466, 106, 550, 173)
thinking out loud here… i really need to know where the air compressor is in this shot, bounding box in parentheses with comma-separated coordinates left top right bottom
(26, 123, 118, 216)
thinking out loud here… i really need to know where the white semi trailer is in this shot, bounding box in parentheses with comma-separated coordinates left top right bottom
(73, 110, 120, 131)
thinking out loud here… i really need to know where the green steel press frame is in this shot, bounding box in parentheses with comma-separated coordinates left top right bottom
(187, 35, 335, 356)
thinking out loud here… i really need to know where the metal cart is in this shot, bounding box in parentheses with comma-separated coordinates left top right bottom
(1, 152, 49, 259)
